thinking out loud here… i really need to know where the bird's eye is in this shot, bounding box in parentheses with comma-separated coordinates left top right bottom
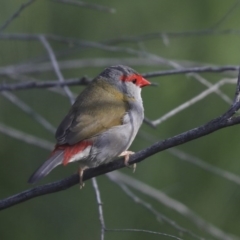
(132, 79, 137, 84)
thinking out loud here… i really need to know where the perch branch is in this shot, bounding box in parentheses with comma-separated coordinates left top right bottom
(1, 105, 240, 211)
(0, 68, 239, 216)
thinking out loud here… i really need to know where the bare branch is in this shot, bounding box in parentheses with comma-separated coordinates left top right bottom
(0, 66, 238, 92)
(1, 101, 240, 211)
(0, 58, 164, 75)
(1, 2, 239, 239)
(2, 29, 240, 46)
(189, 73, 232, 104)
(140, 130, 240, 186)
(92, 178, 105, 240)
(52, 0, 115, 13)
(169, 148, 240, 185)
(143, 66, 239, 78)
(105, 29, 240, 45)
(0, 78, 90, 91)
(0, 60, 239, 239)
(1, 92, 56, 133)
(39, 35, 75, 104)
(109, 172, 238, 240)
(234, 67, 240, 103)
(105, 228, 183, 240)
(0, 0, 36, 32)
(151, 78, 236, 126)
(3, 73, 73, 97)
(209, 0, 240, 30)
(112, 182, 204, 240)
(0, 33, 185, 68)
(0, 58, 238, 78)
(0, 123, 53, 150)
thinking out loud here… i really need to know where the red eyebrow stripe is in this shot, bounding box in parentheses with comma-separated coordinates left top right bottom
(120, 74, 141, 82)
(120, 74, 151, 88)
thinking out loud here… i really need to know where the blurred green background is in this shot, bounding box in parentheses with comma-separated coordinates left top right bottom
(0, 0, 240, 239)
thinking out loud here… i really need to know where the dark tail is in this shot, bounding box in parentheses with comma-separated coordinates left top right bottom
(28, 151, 64, 184)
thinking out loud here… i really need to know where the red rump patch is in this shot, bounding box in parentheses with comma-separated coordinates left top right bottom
(120, 74, 150, 88)
(51, 141, 92, 166)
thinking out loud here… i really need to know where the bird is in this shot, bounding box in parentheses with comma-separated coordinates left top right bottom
(28, 65, 150, 187)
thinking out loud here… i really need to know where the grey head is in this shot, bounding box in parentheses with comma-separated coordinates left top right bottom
(97, 65, 144, 100)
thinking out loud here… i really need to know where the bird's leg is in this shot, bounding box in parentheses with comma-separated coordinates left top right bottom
(78, 166, 88, 189)
(119, 151, 136, 172)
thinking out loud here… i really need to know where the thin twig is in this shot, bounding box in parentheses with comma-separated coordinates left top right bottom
(4, 73, 73, 97)
(151, 78, 236, 127)
(209, 0, 240, 30)
(108, 172, 238, 240)
(140, 130, 240, 186)
(0, 66, 238, 92)
(1, 91, 56, 133)
(0, 58, 165, 75)
(112, 182, 204, 240)
(142, 66, 238, 78)
(0, 33, 184, 69)
(39, 35, 75, 104)
(0, 0, 36, 32)
(0, 78, 90, 91)
(0, 123, 53, 150)
(0, 32, 239, 77)
(105, 228, 183, 240)
(52, 0, 115, 13)
(189, 73, 232, 104)
(105, 29, 240, 45)
(2, 29, 240, 44)
(92, 178, 105, 240)
(169, 148, 240, 185)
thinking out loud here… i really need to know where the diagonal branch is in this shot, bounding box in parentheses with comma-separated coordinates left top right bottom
(111, 181, 203, 240)
(209, 0, 240, 30)
(189, 73, 232, 104)
(0, 0, 36, 32)
(39, 35, 75, 104)
(52, 0, 115, 13)
(1, 106, 240, 211)
(0, 69, 240, 215)
(0, 123, 53, 150)
(1, 91, 56, 133)
(108, 172, 238, 240)
(150, 78, 236, 126)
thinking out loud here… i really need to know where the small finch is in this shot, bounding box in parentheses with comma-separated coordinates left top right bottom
(28, 65, 150, 187)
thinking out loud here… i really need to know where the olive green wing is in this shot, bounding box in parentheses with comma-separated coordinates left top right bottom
(55, 81, 129, 145)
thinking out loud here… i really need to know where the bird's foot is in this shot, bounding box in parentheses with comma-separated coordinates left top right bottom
(119, 151, 136, 172)
(78, 166, 88, 189)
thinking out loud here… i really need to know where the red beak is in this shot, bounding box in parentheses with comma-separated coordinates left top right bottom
(139, 77, 151, 88)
